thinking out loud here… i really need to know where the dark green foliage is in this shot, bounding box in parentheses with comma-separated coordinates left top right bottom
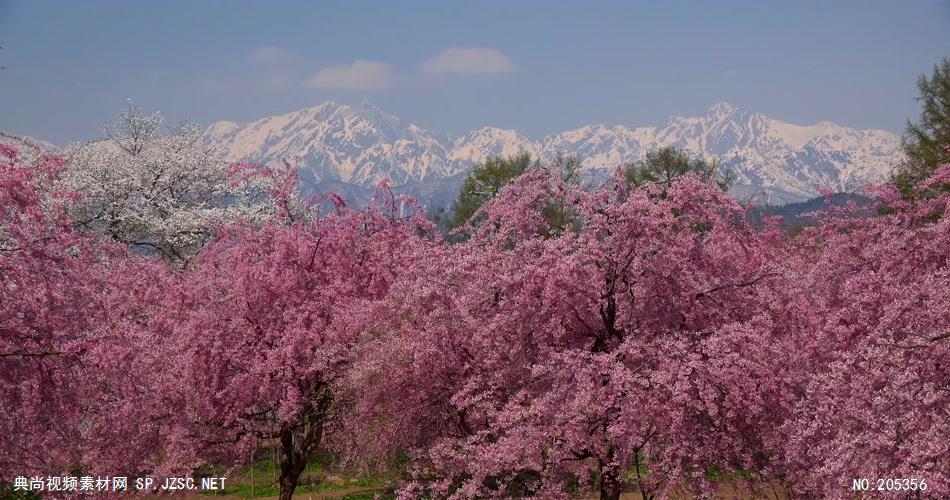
(891, 58, 950, 196)
(447, 151, 535, 231)
(623, 146, 735, 191)
(445, 151, 582, 238)
(547, 150, 581, 186)
(539, 151, 583, 235)
(0, 482, 40, 500)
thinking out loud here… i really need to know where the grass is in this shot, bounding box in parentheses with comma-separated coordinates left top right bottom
(340, 492, 396, 500)
(706, 466, 756, 482)
(198, 451, 392, 498)
(0, 482, 41, 500)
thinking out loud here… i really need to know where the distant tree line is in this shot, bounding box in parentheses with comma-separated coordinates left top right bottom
(439, 146, 734, 239)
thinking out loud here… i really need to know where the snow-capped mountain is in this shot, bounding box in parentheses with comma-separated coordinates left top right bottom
(448, 127, 539, 165)
(207, 101, 457, 186)
(207, 100, 902, 205)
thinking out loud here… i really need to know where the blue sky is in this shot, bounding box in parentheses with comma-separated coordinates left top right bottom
(1, 0, 949, 145)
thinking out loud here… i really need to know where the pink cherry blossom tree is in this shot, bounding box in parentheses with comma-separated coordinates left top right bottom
(344, 169, 785, 499)
(4, 137, 947, 500)
(150, 169, 432, 499)
(771, 164, 950, 496)
(0, 143, 181, 488)
(0, 144, 128, 475)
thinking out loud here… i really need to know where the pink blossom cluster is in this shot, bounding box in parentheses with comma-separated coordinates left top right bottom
(1, 144, 947, 499)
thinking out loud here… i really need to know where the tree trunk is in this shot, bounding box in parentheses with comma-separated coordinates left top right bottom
(599, 444, 623, 500)
(276, 386, 331, 500)
(599, 471, 622, 500)
(277, 423, 308, 500)
(278, 469, 302, 500)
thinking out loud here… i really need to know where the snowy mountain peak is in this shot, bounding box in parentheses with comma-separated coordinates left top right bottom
(295, 100, 340, 120)
(207, 100, 903, 205)
(347, 100, 400, 126)
(448, 127, 537, 164)
(706, 101, 738, 116)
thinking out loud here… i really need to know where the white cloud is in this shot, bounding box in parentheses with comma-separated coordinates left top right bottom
(250, 46, 295, 65)
(303, 60, 396, 91)
(420, 48, 515, 75)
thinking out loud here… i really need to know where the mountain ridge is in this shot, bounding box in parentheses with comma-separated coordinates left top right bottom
(207, 100, 902, 206)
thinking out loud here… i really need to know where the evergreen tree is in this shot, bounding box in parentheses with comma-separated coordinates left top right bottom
(446, 151, 582, 236)
(447, 151, 535, 231)
(624, 146, 734, 191)
(891, 58, 950, 195)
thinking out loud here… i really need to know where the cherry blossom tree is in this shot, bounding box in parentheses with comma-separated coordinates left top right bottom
(344, 169, 785, 499)
(0, 149, 426, 498)
(770, 163, 950, 496)
(0, 142, 238, 483)
(0, 144, 129, 476)
(150, 172, 431, 499)
(3, 133, 947, 500)
(63, 101, 272, 263)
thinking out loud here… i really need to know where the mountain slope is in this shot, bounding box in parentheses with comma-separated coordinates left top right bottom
(207, 101, 902, 206)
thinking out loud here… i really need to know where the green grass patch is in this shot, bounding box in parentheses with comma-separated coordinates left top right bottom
(706, 466, 756, 482)
(198, 451, 391, 499)
(0, 482, 42, 500)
